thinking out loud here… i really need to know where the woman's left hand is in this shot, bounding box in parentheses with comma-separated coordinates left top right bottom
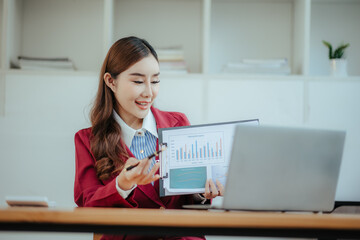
(204, 179, 224, 199)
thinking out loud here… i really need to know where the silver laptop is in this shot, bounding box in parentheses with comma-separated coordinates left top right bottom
(183, 125, 345, 212)
(221, 125, 346, 212)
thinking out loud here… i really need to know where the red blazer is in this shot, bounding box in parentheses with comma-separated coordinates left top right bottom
(74, 107, 204, 239)
(74, 107, 197, 209)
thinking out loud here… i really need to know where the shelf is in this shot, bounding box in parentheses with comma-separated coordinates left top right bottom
(113, 0, 203, 73)
(4, 68, 98, 77)
(309, 0, 360, 76)
(208, 0, 309, 75)
(0, 0, 359, 76)
(4, 0, 105, 72)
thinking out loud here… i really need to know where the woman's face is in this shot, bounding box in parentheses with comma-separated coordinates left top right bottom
(110, 55, 160, 129)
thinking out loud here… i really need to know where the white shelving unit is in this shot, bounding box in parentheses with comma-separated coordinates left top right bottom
(0, 0, 359, 75)
(209, 0, 310, 75)
(310, 0, 360, 76)
(113, 0, 204, 73)
(1, 0, 105, 72)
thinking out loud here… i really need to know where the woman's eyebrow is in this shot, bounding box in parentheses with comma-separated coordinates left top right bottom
(129, 72, 160, 77)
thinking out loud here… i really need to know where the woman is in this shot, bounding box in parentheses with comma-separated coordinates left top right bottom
(74, 36, 223, 240)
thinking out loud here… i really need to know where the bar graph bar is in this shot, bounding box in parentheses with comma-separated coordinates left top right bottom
(174, 137, 223, 161)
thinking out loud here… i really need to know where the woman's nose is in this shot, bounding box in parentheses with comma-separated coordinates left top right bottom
(142, 82, 153, 98)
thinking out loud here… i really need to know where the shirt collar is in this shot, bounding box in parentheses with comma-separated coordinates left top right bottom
(113, 109, 158, 147)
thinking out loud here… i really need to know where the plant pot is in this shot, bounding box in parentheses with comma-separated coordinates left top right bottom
(330, 59, 347, 77)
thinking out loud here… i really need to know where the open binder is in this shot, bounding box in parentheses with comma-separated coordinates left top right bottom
(158, 119, 259, 197)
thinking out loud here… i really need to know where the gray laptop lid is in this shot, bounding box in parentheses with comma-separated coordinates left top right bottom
(223, 125, 346, 212)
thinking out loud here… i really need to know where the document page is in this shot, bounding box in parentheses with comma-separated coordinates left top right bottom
(158, 119, 259, 196)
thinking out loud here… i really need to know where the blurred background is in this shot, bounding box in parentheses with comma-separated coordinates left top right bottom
(0, 0, 359, 239)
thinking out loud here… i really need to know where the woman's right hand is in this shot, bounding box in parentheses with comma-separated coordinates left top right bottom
(117, 157, 160, 190)
(204, 179, 224, 199)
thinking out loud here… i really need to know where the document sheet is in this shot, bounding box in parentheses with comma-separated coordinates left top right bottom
(158, 119, 259, 196)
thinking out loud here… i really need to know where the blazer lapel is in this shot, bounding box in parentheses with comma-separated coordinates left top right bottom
(151, 106, 181, 129)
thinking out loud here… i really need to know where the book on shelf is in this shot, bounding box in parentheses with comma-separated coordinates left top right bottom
(223, 58, 290, 75)
(18, 56, 76, 71)
(159, 60, 188, 74)
(156, 47, 188, 74)
(156, 47, 184, 62)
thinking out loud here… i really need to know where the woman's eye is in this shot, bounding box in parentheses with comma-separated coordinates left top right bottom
(133, 81, 143, 84)
(152, 80, 160, 84)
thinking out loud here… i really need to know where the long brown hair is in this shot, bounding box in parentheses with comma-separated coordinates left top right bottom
(90, 36, 158, 181)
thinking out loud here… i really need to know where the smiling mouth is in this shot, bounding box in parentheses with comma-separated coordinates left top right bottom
(136, 101, 150, 105)
(135, 101, 151, 109)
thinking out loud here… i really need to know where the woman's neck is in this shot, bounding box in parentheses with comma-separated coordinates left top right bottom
(115, 109, 143, 130)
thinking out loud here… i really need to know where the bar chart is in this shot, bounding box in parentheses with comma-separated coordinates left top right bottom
(169, 131, 225, 165)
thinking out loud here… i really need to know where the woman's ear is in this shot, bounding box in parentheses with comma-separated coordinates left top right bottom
(104, 73, 116, 92)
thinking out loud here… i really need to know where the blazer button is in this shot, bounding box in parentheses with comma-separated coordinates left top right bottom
(159, 206, 165, 210)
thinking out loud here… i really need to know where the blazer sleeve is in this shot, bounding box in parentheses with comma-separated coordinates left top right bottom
(74, 129, 137, 208)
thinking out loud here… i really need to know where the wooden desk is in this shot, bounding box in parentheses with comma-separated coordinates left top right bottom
(1, 207, 360, 238)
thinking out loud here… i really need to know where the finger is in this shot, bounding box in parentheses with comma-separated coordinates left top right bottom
(138, 174, 160, 186)
(216, 179, 225, 196)
(126, 159, 147, 180)
(148, 162, 160, 176)
(152, 174, 160, 181)
(122, 158, 155, 186)
(147, 173, 160, 184)
(123, 158, 141, 182)
(123, 158, 140, 171)
(209, 179, 219, 198)
(141, 158, 153, 175)
(137, 162, 160, 185)
(204, 179, 211, 199)
(127, 157, 139, 164)
(126, 157, 150, 177)
(137, 156, 151, 167)
(141, 162, 159, 182)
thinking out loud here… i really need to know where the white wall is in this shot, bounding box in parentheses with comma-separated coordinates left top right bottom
(0, 72, 99, 240)
(206, 77, 304, 125)
(155, 74, 206, 124)
(305, 78, 360, 201)
(0, 72, 98, 206)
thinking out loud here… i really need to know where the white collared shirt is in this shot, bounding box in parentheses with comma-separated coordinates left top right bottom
(112, 109, 158, 199)
(113, 109, 158, 148)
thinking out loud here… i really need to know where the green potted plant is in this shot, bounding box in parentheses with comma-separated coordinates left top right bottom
(322, 41, 350, 76)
